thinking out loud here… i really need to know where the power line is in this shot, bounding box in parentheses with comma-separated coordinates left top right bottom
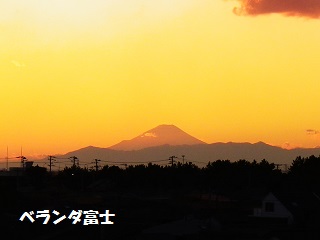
(1, 155, 207, 171)
(99, 159, 169, 164)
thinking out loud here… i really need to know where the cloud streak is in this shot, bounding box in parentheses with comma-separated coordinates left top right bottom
(233, 0, 320, 18)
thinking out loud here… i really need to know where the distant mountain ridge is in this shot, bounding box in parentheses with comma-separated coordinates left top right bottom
(59, 141, 320, 167)
(109, 124, 206, 151)
(33, 125, 320, 167)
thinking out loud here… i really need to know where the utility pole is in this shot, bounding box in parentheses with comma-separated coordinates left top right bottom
(16, 146, 27, 170)
(182, 155, 185, 164)
(6, 146, 8, 171)
(48, 156, 56, 175)
(169, 156, 177, 167)
(93, 159, 101, 171)
(69, 156, 79, 167)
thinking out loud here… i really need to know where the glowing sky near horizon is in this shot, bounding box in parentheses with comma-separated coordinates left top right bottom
(1, 0, 320, 159)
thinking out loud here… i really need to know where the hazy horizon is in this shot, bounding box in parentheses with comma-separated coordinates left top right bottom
(1, 123, 320, 164)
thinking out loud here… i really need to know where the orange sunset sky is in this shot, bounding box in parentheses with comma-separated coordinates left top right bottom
(1, 0, 320, 158)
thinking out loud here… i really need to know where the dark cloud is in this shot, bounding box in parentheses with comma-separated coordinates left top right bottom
(234, 0, 320, 18)
(306, 129, 320, 135)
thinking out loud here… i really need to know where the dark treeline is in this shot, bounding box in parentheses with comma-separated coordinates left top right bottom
(1, 155, 320, 240)
(44, 155, 320, 194)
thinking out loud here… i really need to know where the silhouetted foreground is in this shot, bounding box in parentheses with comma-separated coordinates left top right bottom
(1, 155, 320, 239)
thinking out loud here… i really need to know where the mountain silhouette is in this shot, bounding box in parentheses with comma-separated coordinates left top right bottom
(109, 124, 206, 151)
(55, 142, 320, 167)
(32, 125, 320, 167)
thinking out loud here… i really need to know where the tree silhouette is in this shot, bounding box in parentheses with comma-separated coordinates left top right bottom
(288, 155, 320, 191)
